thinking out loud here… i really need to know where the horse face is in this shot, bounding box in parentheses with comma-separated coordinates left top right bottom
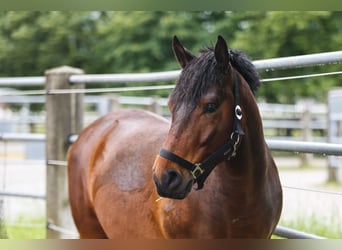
(153, 91, 234, 199)
(152, 36, 235, 199)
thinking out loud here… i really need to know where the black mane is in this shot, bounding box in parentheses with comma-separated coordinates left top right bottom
(229, 48, 261, 93)
(170, 47, 261, 113)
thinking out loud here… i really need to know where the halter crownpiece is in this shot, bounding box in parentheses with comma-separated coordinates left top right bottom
(159, 68, 244, 190)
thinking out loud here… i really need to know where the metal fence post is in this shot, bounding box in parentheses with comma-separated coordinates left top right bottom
(45, 66, 84, 238)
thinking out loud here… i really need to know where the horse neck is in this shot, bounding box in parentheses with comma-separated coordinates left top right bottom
(241, 78, 266, 151)
(223, 75, 269, 178)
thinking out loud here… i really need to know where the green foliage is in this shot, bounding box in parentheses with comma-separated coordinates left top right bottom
(230, 11, 342, 103)
(0, 11, 341, 102)
(0, 11, 98, 76)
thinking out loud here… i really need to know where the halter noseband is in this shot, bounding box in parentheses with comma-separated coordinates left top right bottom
(159, 68, 244, 190)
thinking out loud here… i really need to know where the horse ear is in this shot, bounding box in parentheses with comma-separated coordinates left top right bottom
(172, 36, 195, 68)
(215, 35, 230, 74)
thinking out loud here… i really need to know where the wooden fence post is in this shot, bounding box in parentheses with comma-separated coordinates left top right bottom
(300, 100, 313, 167)
(327, 90, 341, 183)
(109, 94, 121, 111)
(149, 96, 162, 115)
(45, 66, 84, 238)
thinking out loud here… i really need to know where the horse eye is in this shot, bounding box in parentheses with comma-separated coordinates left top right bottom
(203, 103, 219, 114)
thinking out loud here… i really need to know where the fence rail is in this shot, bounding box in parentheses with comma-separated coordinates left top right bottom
(0, 94, 328, 134)
(253, 51, 342, 70)
(0, 133, 45, 142)
(0, 191, 45, 200)
(0, 76, 45, 87)
(266, 140, 342, 155)
(1, 132, 342, 156)
(274, 226, 326, 239)
(1, 51, 342, 87)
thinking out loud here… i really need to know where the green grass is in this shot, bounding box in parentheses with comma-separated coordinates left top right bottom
(5, 214, 341, 239)
(3, 215, 342, 239)
(276, 212, 342, 239)
(4, 216, 46, 239)
(274, 166, 342, 239)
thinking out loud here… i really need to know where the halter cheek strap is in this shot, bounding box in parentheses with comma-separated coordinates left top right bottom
(159, 68, 244, 190)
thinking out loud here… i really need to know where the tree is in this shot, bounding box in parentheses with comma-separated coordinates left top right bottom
(91, 11, 213, 74)
(0, 11, 100, 77)
(226, 11, 342, 103)
(0, 11, 341, 102)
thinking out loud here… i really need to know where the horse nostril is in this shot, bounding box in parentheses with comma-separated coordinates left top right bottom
(162, 169, 182, 190)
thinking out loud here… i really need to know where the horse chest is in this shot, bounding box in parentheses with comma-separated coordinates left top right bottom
(157, 198, 232, 238)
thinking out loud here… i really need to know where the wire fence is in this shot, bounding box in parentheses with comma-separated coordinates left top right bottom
(0, 158, 341, 199)
(0, 50, 342, 239)
(0, 50, 342, 89)
(1, 70, 342, 97)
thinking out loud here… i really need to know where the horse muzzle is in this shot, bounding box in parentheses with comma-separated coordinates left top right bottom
(152, 156, 194, 199)
(153, 172, 193, 199)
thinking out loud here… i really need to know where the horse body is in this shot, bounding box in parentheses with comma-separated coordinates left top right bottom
(68, 36, 282, 239)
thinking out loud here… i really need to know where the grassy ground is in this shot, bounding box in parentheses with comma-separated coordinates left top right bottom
(276, 212, 342, 239)
(2, 160, 341, 239)
(275, 162, 342, 239)
(3, 216, 45, 239)
(3, 214, 341, 239)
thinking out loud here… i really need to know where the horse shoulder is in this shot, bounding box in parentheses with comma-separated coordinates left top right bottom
(68, 109, 170, 238)
(86, 109, 169, 238)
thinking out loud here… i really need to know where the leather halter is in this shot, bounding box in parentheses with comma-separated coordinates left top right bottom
(159, 68, 245, 190)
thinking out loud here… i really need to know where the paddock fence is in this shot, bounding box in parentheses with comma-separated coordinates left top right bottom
(0, 50, 342, 239)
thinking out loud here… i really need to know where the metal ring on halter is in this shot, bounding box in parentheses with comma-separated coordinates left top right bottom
(230, 131, 240, 143)
(227, 131, 240, 159)
(235, 105, 242, 120)
(223, 131, 240, 157)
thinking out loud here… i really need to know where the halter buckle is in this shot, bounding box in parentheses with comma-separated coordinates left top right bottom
(191, 163, 205, 179)
(226, 131, 240, 160)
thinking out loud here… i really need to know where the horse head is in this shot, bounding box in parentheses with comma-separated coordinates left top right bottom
(152, 36, 245, 199)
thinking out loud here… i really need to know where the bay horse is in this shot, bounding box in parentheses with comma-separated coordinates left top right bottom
(67, 35, 282, 239)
